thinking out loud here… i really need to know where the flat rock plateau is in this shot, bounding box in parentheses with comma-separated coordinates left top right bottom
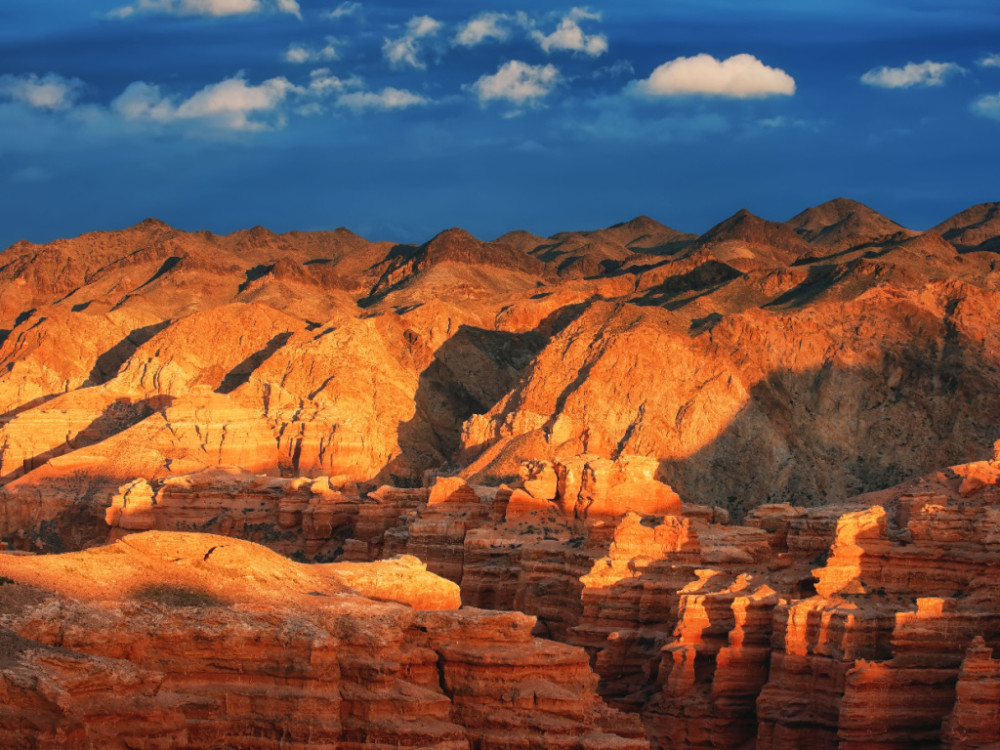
(2, 198, 1000, 748)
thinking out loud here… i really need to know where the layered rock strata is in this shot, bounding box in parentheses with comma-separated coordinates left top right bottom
(0, 531, 647, 750)
(4, 202, 1000, 549)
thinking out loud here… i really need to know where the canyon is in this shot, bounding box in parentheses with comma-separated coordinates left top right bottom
(2, 198, 1000, 747)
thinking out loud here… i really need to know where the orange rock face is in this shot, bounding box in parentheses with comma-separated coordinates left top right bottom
(3, 202, 1000, 749)
(3, 202, 1000, 548)
(0, 532, 646, 749)
(320, 455, 1000, 749)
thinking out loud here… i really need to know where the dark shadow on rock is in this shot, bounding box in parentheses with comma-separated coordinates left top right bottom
(690, 312, 723, 335)
(372, 324, 546, 486)
(13, 309, 36, 328)
(762, 264, 844, 310)
(658, 328, 1000, 522)
(0, 394, 64, 424)
(633, 261, 743, 309)
(0, 397, 173, 489)
(217, 331, 294, 394)
(791, 235, 907, 266)
(136, 256, 181, 291)
(2, 471, 127, 553)
(238, 263, 275, 294)
(90, 320, 173, 385)
(357, 244, 422, 309)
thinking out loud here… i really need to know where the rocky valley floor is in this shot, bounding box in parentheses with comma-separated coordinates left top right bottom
(2, 198, 1000, 747)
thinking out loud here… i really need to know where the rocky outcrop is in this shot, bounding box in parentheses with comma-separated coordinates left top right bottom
(944, 637, 1000, 749)
(786, 197, 913, 250)
(103, 469, 361, 560)
(461, 280, 1000, 519)
(0, 531, 646, 749)
(75, 454, 1000, 749)
(4, 206, 1000, 749)
(932, 201, 1000, 250)
(4, 206, 1000, 548)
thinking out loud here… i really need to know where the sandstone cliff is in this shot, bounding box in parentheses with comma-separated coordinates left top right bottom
(3, 204, 1000, 748)
(0, 531, 646, 749)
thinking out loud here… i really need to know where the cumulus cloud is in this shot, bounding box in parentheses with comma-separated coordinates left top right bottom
(112, 74, 298, 131)
(631, 54, 795, 98)
(978, 54, 1000, 68)
(972, 92, 1000, 120)
(383, 15, 441, 69)
(531, 7, 607, 57)
(336, 87, 428, 112)
(860, 60, 963, 88)
(109, 0, 300, 19)
(469, 60, 560, 108)
(306, 68, 360, 96)
(454, 12, 513, 47)
(0, 72, 85, 110)
(284, 38, 339, 63)
(321, 1, 359, 20)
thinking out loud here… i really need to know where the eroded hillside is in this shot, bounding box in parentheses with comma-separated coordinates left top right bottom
(2, 199, 999, 547)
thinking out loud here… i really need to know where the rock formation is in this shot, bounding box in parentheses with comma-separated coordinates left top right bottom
(3, 202, 1000, 748)
(4, 204, 1000, 544)
(0, 531, 646, 749)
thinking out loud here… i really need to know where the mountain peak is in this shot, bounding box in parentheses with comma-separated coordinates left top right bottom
(786, 198, 907, 247)
(696, 208, 810, 262)
(932, 201, 1000, 248)
(132, 217, 173, 231)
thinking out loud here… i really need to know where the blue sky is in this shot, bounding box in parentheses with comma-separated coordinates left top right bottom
(2, 0, 999, 248)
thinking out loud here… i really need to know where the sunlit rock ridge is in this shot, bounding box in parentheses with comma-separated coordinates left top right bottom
(2, 198, 1000, 748)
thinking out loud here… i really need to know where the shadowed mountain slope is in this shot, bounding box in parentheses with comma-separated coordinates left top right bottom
(1, 200, 999, 548)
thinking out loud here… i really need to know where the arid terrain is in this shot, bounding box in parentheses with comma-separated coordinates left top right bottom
(2, 198, 1000, 748)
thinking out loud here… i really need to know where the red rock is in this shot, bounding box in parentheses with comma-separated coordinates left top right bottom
(0, 532, 647, 750)
(4, 206, 1000, 749)
(944, 637, 1000, 749)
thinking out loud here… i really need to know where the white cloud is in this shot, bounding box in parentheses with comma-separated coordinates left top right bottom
(336, 87, 428, 112)
(978, 54, 1000, 68)
(531, 7, 607, 57)
(383, 15, 441, 69)
(112, 74, 298, 131)
(0, 72, 85, 111)
(470, 60, 560, 107)
(632, 53, 795, 99)
(284, 44, 312, 64)
(972, 92, 1000, 120)
(284, 38, 339, 63)
(272, 0, 300, 18)
(109, 0, 300, 19)
(321, 1, 359, 20)
(306, 68, 360, 96)
(860, 60, 963, 88)
(454, 12, 512, 47)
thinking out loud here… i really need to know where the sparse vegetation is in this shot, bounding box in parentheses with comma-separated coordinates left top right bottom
(132, 583, 226, 609)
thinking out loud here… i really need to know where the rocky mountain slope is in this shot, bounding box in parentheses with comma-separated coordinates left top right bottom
(2, 198, 999, 547)
(3, 197, 1000, 748)
(0, 531, 645, 749)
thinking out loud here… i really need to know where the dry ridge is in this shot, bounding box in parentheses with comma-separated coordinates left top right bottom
(2, 198, 1000, 748)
